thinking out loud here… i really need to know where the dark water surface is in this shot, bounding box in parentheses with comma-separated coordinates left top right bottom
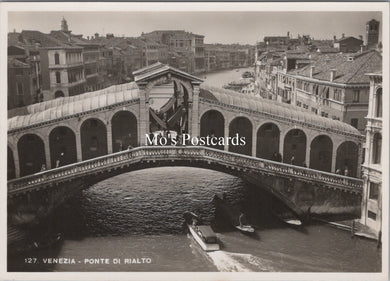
(9, 167, 381, 272)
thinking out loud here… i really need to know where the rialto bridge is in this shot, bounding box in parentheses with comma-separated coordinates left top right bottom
(7, 63, 365, 225)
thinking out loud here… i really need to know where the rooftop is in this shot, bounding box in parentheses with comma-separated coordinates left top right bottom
(8, 82, 139, 131)
(288, 50, 382, 84)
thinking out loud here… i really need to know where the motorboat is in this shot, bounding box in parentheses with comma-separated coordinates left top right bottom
(212, 194, 255, 234)
(274, 212, 302, 226)
(183, 212, 220, 252)
(272, 205, 303, 227)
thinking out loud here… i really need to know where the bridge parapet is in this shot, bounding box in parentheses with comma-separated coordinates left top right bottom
(8, 146, 363, 196)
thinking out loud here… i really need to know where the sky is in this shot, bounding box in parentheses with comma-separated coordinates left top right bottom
(8, 11, 382, 45)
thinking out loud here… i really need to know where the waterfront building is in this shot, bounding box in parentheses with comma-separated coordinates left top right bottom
(7, 42, 42, 110)
(7, 30, 87, 104)
(204, 44, 255, 72)
(50, 18, 104, 92)
(141, 30, 206, 73)
(333, 34, 364, 53)
(255, 50, 381, 133)
(359, 72, 382, 238)
(282, 50, 381, 133)
(39, 45, 86, 100)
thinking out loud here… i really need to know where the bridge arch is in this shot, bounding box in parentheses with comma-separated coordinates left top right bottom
(228, 116, 253, 156)
(80, 118, 108, 160)
(111, 110, 138, 152)
(200, 109, 225, 150)
(283, 129, 307, 166)
(256, 122, 280, 160)
(336, 141, 359, 177)
(49, 126, 78, 168)
(8, 146, 15, 180)
(18, 133, 46, 177)
(309, 135, 333, 172)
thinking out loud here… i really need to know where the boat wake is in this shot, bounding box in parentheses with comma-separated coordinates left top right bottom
(207, 251, 275, 272)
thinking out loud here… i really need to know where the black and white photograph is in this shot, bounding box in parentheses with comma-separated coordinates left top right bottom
(1, 2, 388, 280)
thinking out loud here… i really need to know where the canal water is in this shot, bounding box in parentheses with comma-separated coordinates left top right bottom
(8, 167, 381, 272)
(201, 67, 254, 88)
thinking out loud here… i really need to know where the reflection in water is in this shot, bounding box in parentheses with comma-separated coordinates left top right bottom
(8, 167, 381, 272)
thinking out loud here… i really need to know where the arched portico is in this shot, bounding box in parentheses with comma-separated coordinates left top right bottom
(200, 110, 225, 150)
(256, 122, 280, 160)
(336, 141, 359, 177)
(112, 111, 138, 152)
(310, 135, 333, 172)
(8, 146, 15, 180)
(133, 63, 203, 146)
(229, 116, 252, 156)
(49, 126, 78, 168)
(283, 129, 306, 166)
(18, 134, 46, 177)
(80, 118, 108, 160)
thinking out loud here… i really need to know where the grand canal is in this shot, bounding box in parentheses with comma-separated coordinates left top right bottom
(8, 68, 381, 272)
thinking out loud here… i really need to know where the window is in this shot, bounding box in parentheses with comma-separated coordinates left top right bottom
(369, 182, 379, 200)
(367, 210, 377, 221)
(350, 118, 358, 129)
(54, 53, 60, 64)
(376, 88, 382, 118)
(372, 133, 382, 164)
(16, 82, 23, 95)
(311, 108, 318, 114)
(55, 72, 61, 84)
(353, 90, 360, 102)
(296, 101, 302, 107)
(334, 89, 342, 101)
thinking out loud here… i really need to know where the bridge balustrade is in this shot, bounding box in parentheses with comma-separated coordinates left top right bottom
(8, 146, 363, 195)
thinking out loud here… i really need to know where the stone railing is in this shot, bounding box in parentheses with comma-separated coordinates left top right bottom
(8, 146, 363, 195)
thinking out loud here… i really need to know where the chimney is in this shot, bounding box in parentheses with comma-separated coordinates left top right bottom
(333, 35, 336, 42)
(310, 65, 315, 78)
(95, 33, 99, 39)
(342, 33, 345, 38)
(330, 69, 336, 82)
(287, 31, 290, 38)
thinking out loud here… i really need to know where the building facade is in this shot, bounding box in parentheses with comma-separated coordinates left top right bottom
(40, 46, 86, 100)
(141, 30, 205, 73)
(360, 72, 382, 237)
(255, 50, 382, 134)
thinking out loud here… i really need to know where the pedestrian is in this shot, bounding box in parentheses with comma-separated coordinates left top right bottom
(55, 159, 60, 168)
(336, 168, 341, 174)
(239, 213, 245, 227)
(290, 156, 295, 165)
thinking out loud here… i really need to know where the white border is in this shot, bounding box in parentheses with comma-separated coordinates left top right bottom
(0, 2, 389, 281)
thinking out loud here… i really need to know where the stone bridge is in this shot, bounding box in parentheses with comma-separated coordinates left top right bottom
(7, 63, 365, 225)
(8, 146, 363, 225)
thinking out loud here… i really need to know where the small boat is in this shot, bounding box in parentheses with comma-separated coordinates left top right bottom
(183, 212, 220, 252)
(212, 194, 255, 234)
(273, 211, 302, 226)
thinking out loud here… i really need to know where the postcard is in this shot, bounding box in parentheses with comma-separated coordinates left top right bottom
(1, 2, 388, 280)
